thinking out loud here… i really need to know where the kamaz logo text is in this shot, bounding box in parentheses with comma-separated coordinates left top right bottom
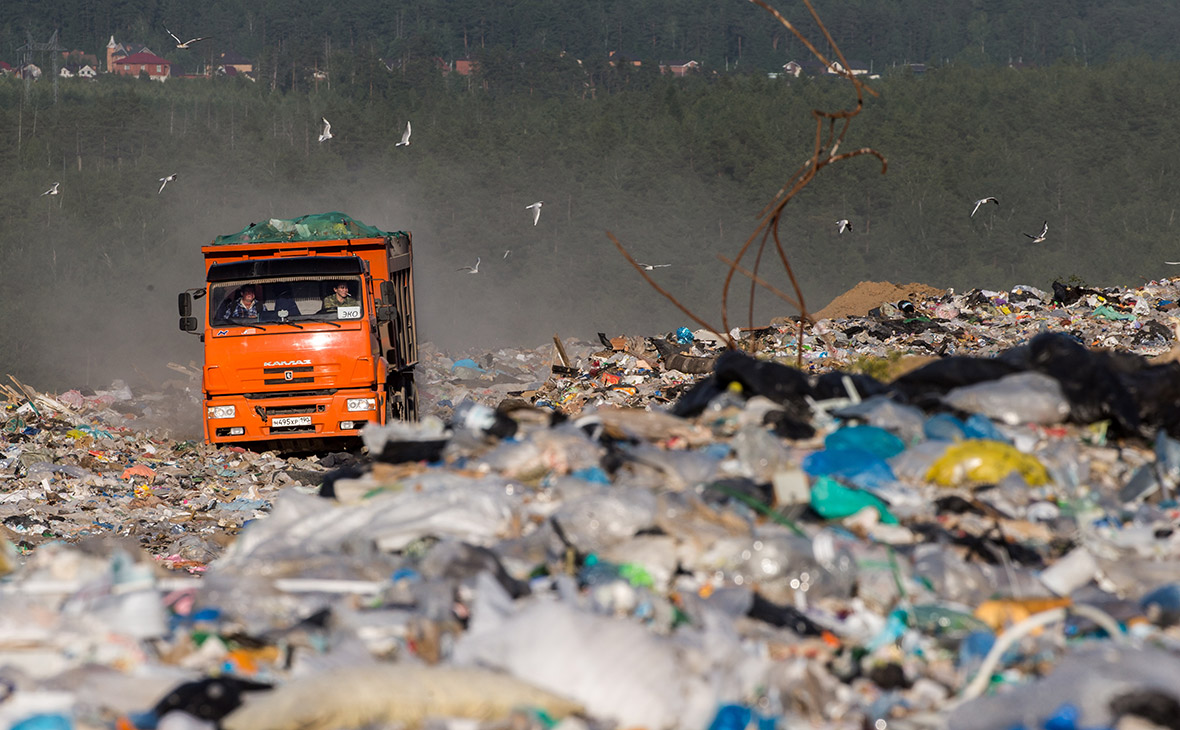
(264, 359, 312, 367)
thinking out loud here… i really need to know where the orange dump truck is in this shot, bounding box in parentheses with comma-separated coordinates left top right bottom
(178, 212, 417, 445)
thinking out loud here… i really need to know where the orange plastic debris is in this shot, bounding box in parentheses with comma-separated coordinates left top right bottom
(121, 463, 157, 481)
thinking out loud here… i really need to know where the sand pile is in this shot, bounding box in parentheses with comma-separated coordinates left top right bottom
(813, 280, 947, 320)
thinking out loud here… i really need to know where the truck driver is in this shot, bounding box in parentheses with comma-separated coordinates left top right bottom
(322, 281, 358, 312)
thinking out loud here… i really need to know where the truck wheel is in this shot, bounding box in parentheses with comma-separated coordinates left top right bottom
(385, 372, 417, 422)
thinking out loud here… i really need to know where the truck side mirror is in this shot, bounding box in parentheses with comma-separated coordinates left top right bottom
(178, 292, 192, 317)
(375, 281, 397, 322)
(179, 316, 199, 332)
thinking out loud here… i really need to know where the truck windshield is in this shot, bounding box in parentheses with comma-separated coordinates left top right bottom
(210, 276, 364, 326)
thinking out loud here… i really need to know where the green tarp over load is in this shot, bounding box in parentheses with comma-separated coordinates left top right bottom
(210, 212, 403, 245)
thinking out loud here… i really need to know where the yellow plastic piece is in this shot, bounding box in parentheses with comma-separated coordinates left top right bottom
(925, 440, 1050, 487)
(975, 597, 1072, 631)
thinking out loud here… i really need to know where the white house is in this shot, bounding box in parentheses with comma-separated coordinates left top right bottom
(60, 64, 97, 79)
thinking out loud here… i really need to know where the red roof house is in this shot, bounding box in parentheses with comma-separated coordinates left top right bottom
(112, 51, 172, 81)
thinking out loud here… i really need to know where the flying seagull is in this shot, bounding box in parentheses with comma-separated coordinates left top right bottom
(636, 263, 671, 271)
(971, 196, 999, 217)
(526, 201, 543, 226)
(458, 257, 481, 274)
(318, 117, 332, 143)
(1024, 221, 1049, 243)
(41, 182, 60, 196)
(836, 218, 852, 234)
(165, 27, 211, 49)
(1165, 261, 1180, 265)
(158, 173, 177, 194)
(396, 121, 411, 147)
(503, 250, 511, 259)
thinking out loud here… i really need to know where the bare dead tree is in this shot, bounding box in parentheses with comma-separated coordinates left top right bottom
(611, 0, 887, 365)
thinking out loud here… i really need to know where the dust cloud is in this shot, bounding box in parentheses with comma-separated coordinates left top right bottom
(10, 135, 837, 394)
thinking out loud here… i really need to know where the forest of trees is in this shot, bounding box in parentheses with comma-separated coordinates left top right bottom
(1, 2, 1179, 392)
(4, 0, 1180, 82)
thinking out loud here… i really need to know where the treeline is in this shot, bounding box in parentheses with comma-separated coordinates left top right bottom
(2, 0, 1180, 84)
(0, 58, 1178, 390)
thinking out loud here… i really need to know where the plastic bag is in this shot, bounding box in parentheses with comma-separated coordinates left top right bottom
(943, 371, 1071, 425)
(925, 440, 1050, 487)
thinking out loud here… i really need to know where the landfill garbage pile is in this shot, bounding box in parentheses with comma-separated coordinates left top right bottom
(4, 278, 1180, 730)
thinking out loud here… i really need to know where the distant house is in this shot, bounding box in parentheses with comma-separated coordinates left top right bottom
(217, 50, 253, 76)
(0, 62, 13, 76)
(827, 59, 871, 76)
(59, 64, 97, 79)
(797, 58, 829, 77)
(608, 50, 642, 68)
(453, 57, 476, 76)
(662, 59, 699, 77)
(112, 51, 172, 81)
(106, 36, 155, 72)
(20, 63, 41, 80)
(778, 60, 803, 78)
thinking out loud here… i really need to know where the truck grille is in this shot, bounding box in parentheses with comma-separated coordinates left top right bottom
(244, 389, 338, 399)
(263, 365, 315, 385)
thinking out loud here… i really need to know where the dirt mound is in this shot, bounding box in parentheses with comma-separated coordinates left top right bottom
(813, 280, 947, 320)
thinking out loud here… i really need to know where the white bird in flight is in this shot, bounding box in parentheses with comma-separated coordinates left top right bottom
(971, 196, 999, 217)
(318, 117, 333, 143)
(1024, 221, 1049, 243)
(158, 173, 177, 194)
(526, 201, 543, 226)
(396, 121, 411, 147)
(41, 182, 60, 196)
(165, 27, 211, 49)
(637, 263, 671, 270)
(836, 218, 852, 234)
(458, 257, 481, 274)
(503, 250, 511, 259)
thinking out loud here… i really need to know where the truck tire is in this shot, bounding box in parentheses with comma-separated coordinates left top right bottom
(385, 371, 418, 423)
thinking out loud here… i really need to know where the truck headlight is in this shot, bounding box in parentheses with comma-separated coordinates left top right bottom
(208, 405, 236, 419)
(346, 398, 375, 412)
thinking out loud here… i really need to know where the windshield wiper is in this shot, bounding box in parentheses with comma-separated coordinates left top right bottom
(318, 320, 342, 328)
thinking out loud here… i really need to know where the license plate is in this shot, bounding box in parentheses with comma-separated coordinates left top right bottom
(272, 415, 312, 427)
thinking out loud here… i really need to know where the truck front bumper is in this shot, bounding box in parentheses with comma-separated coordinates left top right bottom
(204, 389, 381, 443)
